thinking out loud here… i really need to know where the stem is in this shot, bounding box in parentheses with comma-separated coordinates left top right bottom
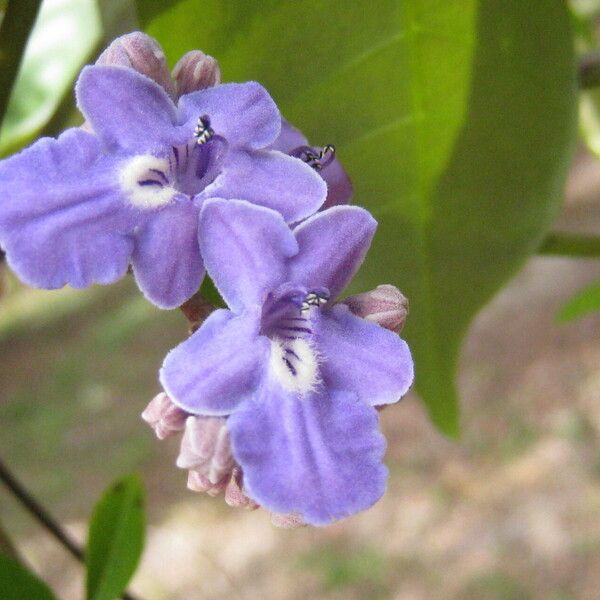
(0, 0, 43, 125)
(0, 458, 83, 561)
(579, 50, 600, 90)
(179, 291, 216, 333)
(538, 233, 600, 258)
(0, 458, 141, 600)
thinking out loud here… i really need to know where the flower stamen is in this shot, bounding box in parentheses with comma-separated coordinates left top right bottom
(194, 115, 215, 145)
(292, 144, 336, 171)
(301, 289, 329, 312)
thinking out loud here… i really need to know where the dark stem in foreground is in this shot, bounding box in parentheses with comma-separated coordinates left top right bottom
(0, 457, 141, 600)
(580, 50, 600, 90)
(0, 0, 43, 127)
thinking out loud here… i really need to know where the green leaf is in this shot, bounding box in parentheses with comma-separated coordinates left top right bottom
(570, 1, 600, 157)
(0, 554, 57, 600)
(86, 475, 145, 600)
(558, 280, 600, 321)
(138, 0, 575, 435)
(0, 0, 102, 156)
(0, 0, 42, 124)
(199, 275, 226, 308)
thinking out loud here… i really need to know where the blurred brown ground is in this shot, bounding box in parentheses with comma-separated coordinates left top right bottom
(1, 149, 600, 600)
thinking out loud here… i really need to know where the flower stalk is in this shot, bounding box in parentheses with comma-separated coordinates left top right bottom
(0, 457, 141, 600)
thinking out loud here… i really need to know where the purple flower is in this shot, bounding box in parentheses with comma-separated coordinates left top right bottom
(160, 199, 413, 525)
(271, 119, 353, 209)
(97, 33, 351, 212)
(0, 64, 326, 308)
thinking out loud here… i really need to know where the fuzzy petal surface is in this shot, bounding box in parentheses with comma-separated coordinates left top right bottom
(289, 206, 376, 300)
(228, 382, 388, 526)
(131, 198, 204, 308)
(269, 119, 307, 153)
(315, 304, 414, 406)
(320, 158, 353, 209)
(0, 128, 135, 289)
(160, 308, 269, 415)
(208, 149, 326, 223)
(178, 82, 280, 150)
(199, 199, 298, 312)
(76, 65, 181, 154)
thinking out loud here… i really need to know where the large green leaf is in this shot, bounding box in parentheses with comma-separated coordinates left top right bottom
(0, 554, 57, 600)
(86, 475, 145, 600)
(0, 0, 102, 156)
(138, 0, 575, 435)
(570, 1, 600, 158)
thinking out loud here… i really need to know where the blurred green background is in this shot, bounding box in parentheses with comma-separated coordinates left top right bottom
(1, 1, 600, 599)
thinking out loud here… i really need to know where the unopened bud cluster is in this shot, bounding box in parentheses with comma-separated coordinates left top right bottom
(142, 392, 301, 526)
(98, 32, 221, 100)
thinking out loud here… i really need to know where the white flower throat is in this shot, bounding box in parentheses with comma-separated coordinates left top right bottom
(261, 285, 329, 394)
(119, 116, 226, 209)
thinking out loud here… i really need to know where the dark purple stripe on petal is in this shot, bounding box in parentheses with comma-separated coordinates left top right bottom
(283, 357, 297, 376)
(280, 326, 312, 334)
(138, 179, 164, 187)
(284, 348, 300, 360)
(150, 168, 169, 184)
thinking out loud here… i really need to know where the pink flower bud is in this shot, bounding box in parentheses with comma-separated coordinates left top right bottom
(224, 468, 259, 510)
(141, 392, 188, 439)
(343, 284, 409, 332)
(270, 512, 305, 529)
(187, 471, 228, 496)
(172, 50, 221, 97)
(177, 416, 235, 484)
(96, 32, 176, 99)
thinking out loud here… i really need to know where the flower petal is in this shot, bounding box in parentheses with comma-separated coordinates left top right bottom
(269, 119, 307, 153)
(178, 82, 280, 150)
(76, 65, 180, 154)
(131, 198, 204, 308)
(0, 128, 135, 289)
(315, 304, 414, 406)
(199, 199, 298, 312)
(289, 205, 376, 300)
(271, 120, 352, 208)
(160, 308, 269, 415)
(228, 382, 388, 525)
(206, 149, 326, 223)
(320, 158, 353, 209)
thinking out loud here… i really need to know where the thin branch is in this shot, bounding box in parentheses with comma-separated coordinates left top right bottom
(0, 458, 83, 561)
(0, 0, 43, 125)
(0, 457, 142, 600)
(538, 232, 600, 258)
